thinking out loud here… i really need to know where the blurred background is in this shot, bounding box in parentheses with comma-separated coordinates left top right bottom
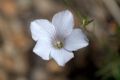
(0, 0, 120, 80)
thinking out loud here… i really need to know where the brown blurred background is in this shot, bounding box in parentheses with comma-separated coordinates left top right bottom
(0, 0, 120, 80)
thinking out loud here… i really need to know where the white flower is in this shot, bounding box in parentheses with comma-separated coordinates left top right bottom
(30, 10, 89, 66)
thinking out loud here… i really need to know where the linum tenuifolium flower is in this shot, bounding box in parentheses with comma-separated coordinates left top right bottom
(30, 10, 89, 66)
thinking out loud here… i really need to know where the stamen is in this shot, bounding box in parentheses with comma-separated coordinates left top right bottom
(54, 41, 63, 49)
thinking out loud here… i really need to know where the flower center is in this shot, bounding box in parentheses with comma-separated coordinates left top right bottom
(54, 41, 63, 49)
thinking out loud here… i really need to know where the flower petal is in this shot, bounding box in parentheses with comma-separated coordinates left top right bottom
(33, 37, 52, 60)
(64, 29, 89, 51)
(50, 49, 74, 66)
(30, 19, 56, 41)
(52, 10, 74, 38)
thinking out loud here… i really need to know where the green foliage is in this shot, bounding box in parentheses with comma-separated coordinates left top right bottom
(63, 0, 94, 28)
(97, 47, 120, 80)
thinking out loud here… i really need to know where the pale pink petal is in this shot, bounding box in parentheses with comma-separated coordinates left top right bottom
(52, 10, 74, 38)
(50, 49, 74, 66)
(64, 29, 89, 51)
(33, 37, 52, 60)
(30, 19, 56, 41)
